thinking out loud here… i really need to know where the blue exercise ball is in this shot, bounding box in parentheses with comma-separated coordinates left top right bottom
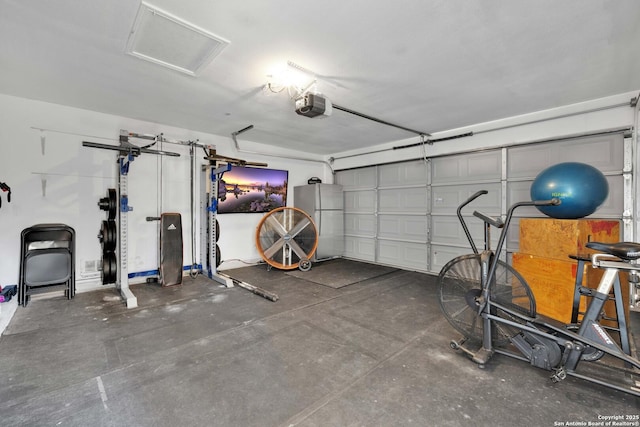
(530, 162, 608, 219)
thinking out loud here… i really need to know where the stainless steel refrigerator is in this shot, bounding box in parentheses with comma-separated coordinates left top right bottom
(294, 184, 344, 261)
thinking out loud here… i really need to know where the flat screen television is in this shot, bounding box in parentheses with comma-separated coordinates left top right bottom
(217, 166, 288, 214)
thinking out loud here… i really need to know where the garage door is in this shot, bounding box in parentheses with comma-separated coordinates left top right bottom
(337, 131, 629, 275)
(377, 161, 429, 270)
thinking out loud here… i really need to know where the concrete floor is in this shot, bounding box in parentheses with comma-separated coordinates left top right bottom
(0, 260, 638, 426)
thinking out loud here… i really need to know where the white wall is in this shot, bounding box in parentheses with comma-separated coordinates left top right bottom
(0, 94, 328, 292)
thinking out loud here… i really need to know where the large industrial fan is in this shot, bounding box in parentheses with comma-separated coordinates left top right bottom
(255, 207, 318, 271)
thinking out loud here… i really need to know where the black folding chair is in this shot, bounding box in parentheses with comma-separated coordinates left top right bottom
(19, 224, 75, 306)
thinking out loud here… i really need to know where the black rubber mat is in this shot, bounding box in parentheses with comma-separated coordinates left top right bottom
(285, 258, 398, 288)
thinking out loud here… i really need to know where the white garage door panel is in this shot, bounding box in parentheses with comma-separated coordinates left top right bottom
(430, 216, 467, 245)
(431, 215, 499, 248)
(344, 190, 375, 212)
(344, 213, 376, 236)
(378, 240, 428, 270)
(431, 183, 502, 215)
(378, 187, 428, 213)
(507, 218, 522, 252)
(575, 138, 624, 171)
(432, 150, 501, 184)
(339, 167, 377, 263)
(337, 167, 377, 189)
(601, 175, 625, 216)
(378, 160, 428, 186)
(378, 214, 428, 242)
(345, 237, 376, 261)
(507, 135, 623, 178)
(431, 245, 474, 272)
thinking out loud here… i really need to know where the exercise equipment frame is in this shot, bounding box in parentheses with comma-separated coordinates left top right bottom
(83, 130, 180, 308)
(200, 159, 233, 287)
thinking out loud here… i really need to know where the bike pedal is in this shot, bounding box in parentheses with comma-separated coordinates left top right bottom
(550, 367, 567, 383)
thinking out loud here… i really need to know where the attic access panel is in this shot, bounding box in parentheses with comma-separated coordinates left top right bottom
(125, 2, 229, 76)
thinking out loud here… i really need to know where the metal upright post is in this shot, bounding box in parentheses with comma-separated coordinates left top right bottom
(199, 165, 208, 276)
(117, 131, 138, 308)
(208, 164, 219, 278)
(201, 161, 233, 287)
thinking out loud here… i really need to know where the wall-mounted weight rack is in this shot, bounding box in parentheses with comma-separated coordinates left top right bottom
(83, 130, 179, 308)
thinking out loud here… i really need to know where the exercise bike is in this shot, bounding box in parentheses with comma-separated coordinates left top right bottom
(438, 190, 640, 397)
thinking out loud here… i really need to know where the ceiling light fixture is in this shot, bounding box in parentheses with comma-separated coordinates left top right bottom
(265, 61, 317, 95)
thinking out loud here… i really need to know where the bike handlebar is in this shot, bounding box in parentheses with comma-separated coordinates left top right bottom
(456, 191, 561, 254)
(506, 197, 560, 212)
(500, 197, 560, 232)
(457, 191, 488, 254)
(457, 190, 488, 216)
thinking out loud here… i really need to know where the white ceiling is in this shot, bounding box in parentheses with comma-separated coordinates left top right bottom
(1, 0, 639, 155)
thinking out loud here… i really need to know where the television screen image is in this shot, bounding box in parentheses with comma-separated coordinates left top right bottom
(217, 166, 288, 214)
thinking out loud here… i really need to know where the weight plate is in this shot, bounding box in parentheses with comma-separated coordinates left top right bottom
(98, 188, 117, 220)
(99, 220, 117, 252)
(214, 218, 220, 242)
(216, 244, 221, 267)
(98, 222, 105, 244)
(107, 188, 117, 219)
(102, 252, 117, 284)
(107, 220, 116, 250)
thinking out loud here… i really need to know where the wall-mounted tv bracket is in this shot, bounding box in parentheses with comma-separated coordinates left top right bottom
(83, 130, 179, 308)
(0, 182, 11, 209)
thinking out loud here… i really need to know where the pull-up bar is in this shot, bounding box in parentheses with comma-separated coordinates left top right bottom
(82, 136, 180, 157)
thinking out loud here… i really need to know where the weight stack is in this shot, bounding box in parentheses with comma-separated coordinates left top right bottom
(160, 213, 183, 286)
